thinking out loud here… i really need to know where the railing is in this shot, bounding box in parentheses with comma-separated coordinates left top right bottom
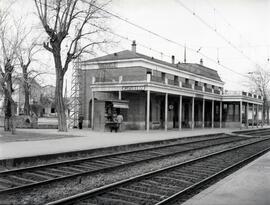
(94, 76, 263, 100)
(214, 89, 220, 94)
(182, 83, 192, 89)
(95, 77, 118, 83)
(167, 79, 175, 86)
(205, 87, 212, 93)
(194, 85, 202, 91)
(174, 80, 179, 86)
(224, 90, 243, 95)
(224, 90, 262, 100)
(122, 75, 147, 82)
(151, 75, 164, 83)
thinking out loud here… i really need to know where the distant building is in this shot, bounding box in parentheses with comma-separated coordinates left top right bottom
(11, 78, 56, 117)
(78, 42, 264, 131)
(42, 85, 55, 98)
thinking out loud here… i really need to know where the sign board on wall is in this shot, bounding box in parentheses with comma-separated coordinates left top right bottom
(98, 62, 117, 69)
(195, 94, 204, 99)
(121, 86, 145, 91)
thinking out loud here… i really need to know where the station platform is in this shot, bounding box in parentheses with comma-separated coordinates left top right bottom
(0, 127, 247, 160)
(183, 150, 270, 205)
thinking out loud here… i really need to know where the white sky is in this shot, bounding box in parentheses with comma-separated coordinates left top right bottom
(5, 0, 270, 93)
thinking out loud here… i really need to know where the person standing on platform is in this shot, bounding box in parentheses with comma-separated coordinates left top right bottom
(116, 113, 123, 131)
(78, 116, 84, 129)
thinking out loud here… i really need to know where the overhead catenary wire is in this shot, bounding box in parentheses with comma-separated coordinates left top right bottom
(204, 0, 252, 47)
(36, 1, 173, 62)
(203, 0, 270, 63)
(38, 0, 249, 79)
(84, 1, 249, 78)
(175, 0, 265, 70)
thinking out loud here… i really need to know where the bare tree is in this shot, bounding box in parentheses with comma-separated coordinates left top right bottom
(0, 17, 21, 134)
(34, 0, 109, 131)
(16, 29, 41, 115)
(247, 67, 270, 125)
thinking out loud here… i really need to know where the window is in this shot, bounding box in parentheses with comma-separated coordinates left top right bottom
(161, 72, 165, 81)
(51, 108, 55, 113)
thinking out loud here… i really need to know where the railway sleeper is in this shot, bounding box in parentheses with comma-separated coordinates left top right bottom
(92, 195, 138, 205)
(6, 175, 37, 184)
(45, 168, 75, 175)
(0, 177, 21, 188)
(140, 180, 181, 191)
(127, 184, 173, 196)
(168, 172, 203, 182)
(116, 186, 166, 200)
(24, 172, 53, 181)
(104, 191, 153, 204)
(70, 164, 93, 171)
(34, 170, 61, 178)
(81, 161, 110, 168)
(154, 175, 193, 186)
(59, 166, 84, 173)
(92, 159, 119, 166)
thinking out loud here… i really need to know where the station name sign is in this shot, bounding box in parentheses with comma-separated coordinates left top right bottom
(195, 94, 204, 99)
(122, 86, 145, 91)
(98, 62, 117, 69)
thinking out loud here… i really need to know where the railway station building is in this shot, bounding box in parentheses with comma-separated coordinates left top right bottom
(78, 41, 263, 131)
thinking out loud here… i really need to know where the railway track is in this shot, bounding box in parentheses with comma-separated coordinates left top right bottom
(234, 128, 270, 137)
(47, 137, 270, 205)
(0, 135, 248, 195)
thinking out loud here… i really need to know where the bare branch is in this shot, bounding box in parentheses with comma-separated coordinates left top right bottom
(43, 42, 53, 52)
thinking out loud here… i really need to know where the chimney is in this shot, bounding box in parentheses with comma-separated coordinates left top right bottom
(200, 58, 203, 65)
(171, 55, 175, 64)
(184, 44, 187, 63)
(132, 40, 136, 53)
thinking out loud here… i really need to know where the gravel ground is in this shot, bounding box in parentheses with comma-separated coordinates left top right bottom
(0, 137, 261, 205)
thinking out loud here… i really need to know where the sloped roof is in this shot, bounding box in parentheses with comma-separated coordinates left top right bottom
(83, 50, 222, 82)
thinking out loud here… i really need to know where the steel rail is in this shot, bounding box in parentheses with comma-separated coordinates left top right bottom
(46, 137, 270, 205)
(0, 135, 230, 174)
(156, 147, 270, 205)
(0, 136, 245, 195)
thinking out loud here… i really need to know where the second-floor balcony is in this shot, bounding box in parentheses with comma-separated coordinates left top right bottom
(214, 89, 220, 94)
(151, 75, 163, 83)
(93, 74, 223, 95)
(194, 85, 202, 91)
(182, 83, 192, 89)
(205, 87, 212, 93)
(224, 90, 262, 100)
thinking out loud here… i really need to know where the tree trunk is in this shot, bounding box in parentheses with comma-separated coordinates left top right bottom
(2, 60, 16, 134)
(4, 96, 10, 131)
(55, 74, 67, 131)
(51, 42, 68, 132)
(4, 91, 16, 133)
(24, 83, 30, 115)
(10, 100, 16, 134)
(22, 66, 30, 116)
